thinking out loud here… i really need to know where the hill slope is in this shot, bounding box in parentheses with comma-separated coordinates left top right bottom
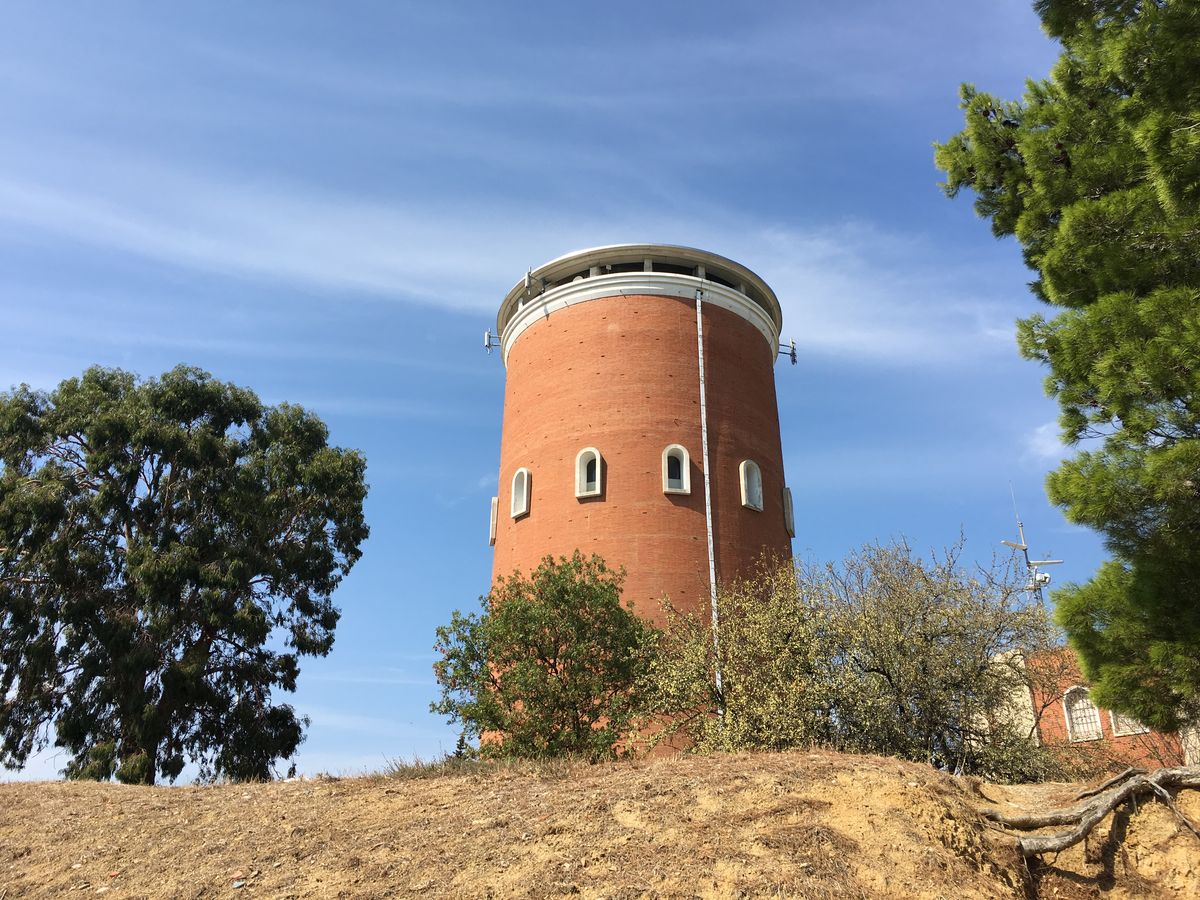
(2, 750, 1197, 898)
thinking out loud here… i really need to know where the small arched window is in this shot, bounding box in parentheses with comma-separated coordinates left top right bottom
(740, 459, 763, 511)
(575, 448, 602, 499)
(488, 496, 498, 546)
(511, 468, 531, 519)
(662, 444, 691, 494)
(782, 487, 795, 537)
(1064, 686, 1102, 742)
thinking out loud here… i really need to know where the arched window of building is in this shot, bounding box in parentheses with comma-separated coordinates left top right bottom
(782, 487, 795, 537)
(511, 468, 531, 519)
(575, 448, 602, 498)
(740, 459, 763, 511)
(488, 496, 498, 546)
(1110, 711, 1150, 737)
(1064, 686, 1103, 742)
(662, 444, 691, 494)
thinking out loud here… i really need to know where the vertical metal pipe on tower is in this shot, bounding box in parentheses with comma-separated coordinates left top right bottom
(694, 287, 722, 700)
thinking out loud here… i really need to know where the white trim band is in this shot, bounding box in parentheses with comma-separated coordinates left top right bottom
(500, 272, 780, 364)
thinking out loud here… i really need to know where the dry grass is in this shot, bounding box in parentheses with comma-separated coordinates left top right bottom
(2, 749, 1197, 898)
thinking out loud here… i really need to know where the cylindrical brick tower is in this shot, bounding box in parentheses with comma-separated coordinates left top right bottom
(488, 244, 792, 625)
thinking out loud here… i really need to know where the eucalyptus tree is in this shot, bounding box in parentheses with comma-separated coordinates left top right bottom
(0, 365, 369, 783)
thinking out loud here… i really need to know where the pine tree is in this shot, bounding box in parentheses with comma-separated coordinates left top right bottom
(935, 0, 1200, 729)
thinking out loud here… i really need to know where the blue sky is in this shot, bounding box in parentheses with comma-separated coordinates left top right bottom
(1, 1, 1101, 779)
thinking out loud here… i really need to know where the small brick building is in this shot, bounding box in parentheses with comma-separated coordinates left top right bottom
(1026, 648, 1187, 768)
(487, 244, 794, 624)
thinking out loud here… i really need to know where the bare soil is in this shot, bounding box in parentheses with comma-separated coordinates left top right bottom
(2, 750, 1197, 898)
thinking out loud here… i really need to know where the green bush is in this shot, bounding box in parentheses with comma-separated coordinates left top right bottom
(432, 552, 657, 761)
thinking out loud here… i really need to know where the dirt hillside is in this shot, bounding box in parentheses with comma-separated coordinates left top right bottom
(2, 750, 1197, 898)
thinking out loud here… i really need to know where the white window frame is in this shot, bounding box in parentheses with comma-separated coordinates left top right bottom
(488, 496, 498, 546)
(1109, 710, 1150, 737)
(662, 444, 691, 495)
(575, 448, 603, 499)
(782, 486, 795, 537)
(1063, 686, 1103, 743)
(511, 468, 531, 519)
(739, 459, 763, 511)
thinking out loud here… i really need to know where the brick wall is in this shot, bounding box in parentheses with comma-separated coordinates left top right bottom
(492, 293, 792, 625)
(1028, 649, 1184, 768)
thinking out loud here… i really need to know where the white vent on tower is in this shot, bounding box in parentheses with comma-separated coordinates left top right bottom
(488, 496, 498, 545)
(782, 487, 795, 537)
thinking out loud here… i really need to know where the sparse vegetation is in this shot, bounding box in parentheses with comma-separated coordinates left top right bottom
(377, 752, 576, 783)
(641, 542, 1074, 781)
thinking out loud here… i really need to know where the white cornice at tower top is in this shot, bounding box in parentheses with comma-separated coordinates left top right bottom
(496, 245, 783, 363)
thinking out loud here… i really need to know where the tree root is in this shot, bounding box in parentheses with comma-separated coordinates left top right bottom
(982, 766, 1200, 856)
(1073, 766, 1144, 801)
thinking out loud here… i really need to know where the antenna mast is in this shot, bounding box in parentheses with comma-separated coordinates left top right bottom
(999, 486, 1063, 603)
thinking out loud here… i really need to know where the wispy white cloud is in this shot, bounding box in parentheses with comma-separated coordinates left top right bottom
(0, 172, 506, 310)
(181, 1, 1055, 122)
(0, 303, 490, 374)
(717, 223, 1020, 365)
(0, 148, 1027, 368)
(431, 471, 503, 510)
(1023, 421, 1069, 462)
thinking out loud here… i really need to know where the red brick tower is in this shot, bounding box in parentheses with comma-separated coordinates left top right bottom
(488, 244, 793, 625)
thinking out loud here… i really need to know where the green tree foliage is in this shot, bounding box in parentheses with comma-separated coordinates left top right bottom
(432, 553, 657, 761)
(642, 544, 1068, 781)
(0, 366, 369, 783)
(934, 0, 1200, 730)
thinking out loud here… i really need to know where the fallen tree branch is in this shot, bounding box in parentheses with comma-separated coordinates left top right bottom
(982, 766, 1200, 857)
